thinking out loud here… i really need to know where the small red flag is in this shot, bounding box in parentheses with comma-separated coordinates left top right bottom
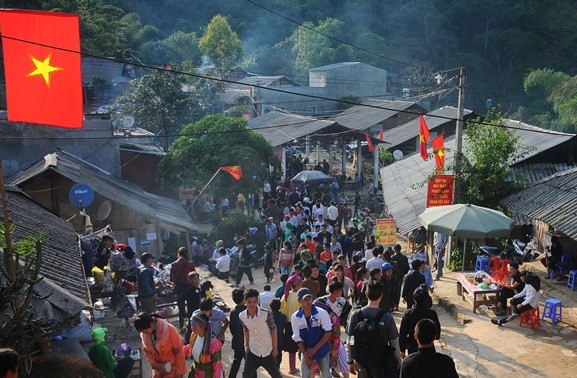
(365, 132, 375, 153)
(432, 134, 445, 173)
(0, 10, 83, 128)
(419, 115, 430, 161)
(220, 166, 243, 181)
(379, 128, 384, 141)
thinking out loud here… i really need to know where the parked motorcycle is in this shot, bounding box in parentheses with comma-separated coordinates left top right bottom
(478, 238, 520, 264)
(512, 235, 540, 262)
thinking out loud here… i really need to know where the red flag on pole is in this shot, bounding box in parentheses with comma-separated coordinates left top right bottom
(220, 166, 243, 181)
(0, 10, 83, 128)
(378, 127, 384, 141)
(432, 134, 445, 173)
(365, 132, 375, 153)
(419, 115, 430, 161)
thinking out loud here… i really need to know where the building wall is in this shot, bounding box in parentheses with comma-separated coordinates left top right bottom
(0, 115, 120, 178)
(254, 63, 389, 115)
(120, 149, 172, 196)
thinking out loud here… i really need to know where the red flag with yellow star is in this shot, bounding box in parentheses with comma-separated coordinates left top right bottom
(432, 134, 445, 173)
(220, 166, 243, 181)
(0, 10, 82, 128)
(419, 114, 430, 161)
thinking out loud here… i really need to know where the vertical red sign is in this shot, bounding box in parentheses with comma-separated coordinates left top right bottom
(427, 175, 454, 207)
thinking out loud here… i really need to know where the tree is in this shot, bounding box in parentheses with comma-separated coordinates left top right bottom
(139, 31, 203, 67)
(458, 114, 527, 209)
(157, 115, 280, 198)
(0, 223, 47, 371)
(113, 68, 203, 150)
(523, 68, 577, 132)
(199, 14, 243, 78)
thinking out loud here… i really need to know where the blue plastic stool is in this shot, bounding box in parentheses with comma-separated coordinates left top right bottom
(475, 256, 490, 274)
(542, 299, 563, 325)
(568, 270, 577, 291)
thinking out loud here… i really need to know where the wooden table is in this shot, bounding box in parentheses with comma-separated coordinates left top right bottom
(456, 272, 502, 313)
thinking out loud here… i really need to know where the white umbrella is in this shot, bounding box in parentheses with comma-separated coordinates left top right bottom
(418, 204, 514, 270)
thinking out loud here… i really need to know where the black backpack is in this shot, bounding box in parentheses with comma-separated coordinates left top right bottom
(351, 308, 388, 368)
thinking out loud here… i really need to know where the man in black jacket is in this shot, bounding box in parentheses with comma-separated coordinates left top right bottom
(401, 259, 426, 309)
(400, 319, 458, 378)
(235, 239, 254, 287)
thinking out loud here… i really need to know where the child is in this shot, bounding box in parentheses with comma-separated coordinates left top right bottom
(270, 298, 287, 368)
(113, 343, 135, 378)
(195, 298, 229, 344)
(275, 273, 289, 298)
(201, 280, 214, 300)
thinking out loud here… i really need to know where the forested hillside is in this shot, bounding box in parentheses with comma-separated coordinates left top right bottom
(1, 0, 577, 130)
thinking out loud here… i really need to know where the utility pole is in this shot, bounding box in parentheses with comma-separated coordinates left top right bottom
(452, 68, 466, 203)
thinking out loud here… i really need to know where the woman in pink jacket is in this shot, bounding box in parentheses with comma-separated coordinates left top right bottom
(134, 312, 186, 378)
(188, 312, 223, 378)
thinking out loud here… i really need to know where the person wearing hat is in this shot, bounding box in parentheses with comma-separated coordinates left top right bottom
(88, 327, 117, 378)
(380, 262, 399, 313)
(188, 311, 224, 377)
(170, 247, 197, 329)
(113, 343, 136, 378)
(134, 312, 186, 378)
(138, 253, 157, 313)
(207, 240, 224, 275)
(291, 287, 333, 377)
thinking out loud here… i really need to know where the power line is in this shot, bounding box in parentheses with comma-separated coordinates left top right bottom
(246, 0, 416, 67)
(0, 34, 569, 137)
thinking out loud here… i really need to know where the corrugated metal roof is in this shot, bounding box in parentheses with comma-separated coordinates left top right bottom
(383, 106, 474, 148)
(500, 167, 577, 240)
(82, 57, 130, 84)
(503, 119, 575, 161)
(309, 62, 360, 71)
(3, 187, 89, 305)
(238, 76, 300, 87)
(329, 100, 423, 131)
(249, 111, 351, 147)
(509, 163, 577, 185)
(8, 150, 197, 232)
(381, 120, 576, 235)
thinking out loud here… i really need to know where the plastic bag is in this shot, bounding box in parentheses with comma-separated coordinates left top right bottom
(102, 270, 114, 294)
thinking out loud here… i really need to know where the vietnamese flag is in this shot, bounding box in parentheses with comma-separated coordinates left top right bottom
(0, 10, 83, 128)
(419, 114, 430, 161)
(365, 132, 374, 153)
(220, 166, 243, 181)
(432, 134, 445, 173)
(378, 127, 384, 141)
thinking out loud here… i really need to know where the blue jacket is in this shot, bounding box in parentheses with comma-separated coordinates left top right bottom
(137, 265, 155, 298)
(291, 304, 332, 361)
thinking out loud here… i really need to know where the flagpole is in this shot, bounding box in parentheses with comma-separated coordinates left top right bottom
(186, 168, 221, 212)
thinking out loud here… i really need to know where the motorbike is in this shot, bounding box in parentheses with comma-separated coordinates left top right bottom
(478, 236, 540, 265)
(511, 235, 540, 262)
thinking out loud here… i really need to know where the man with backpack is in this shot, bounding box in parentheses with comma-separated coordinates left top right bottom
(346, 280, 402, 377)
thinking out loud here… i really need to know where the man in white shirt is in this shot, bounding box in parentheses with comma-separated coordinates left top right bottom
(327, 201, 338, 227)
(365, 246, 385, 271)
(258, 284, 276, 310)
(263, 182, 271, 202)
(214, 248, 230, 283)
(239, 289, 283, 378)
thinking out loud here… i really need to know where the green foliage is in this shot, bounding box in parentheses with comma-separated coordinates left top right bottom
(113, 68, 203, 148)
(199, 15, 244, 78)
(210, 209, 259, 246)
(524, 68, 577, 132)
(448, 247, 475, 272)
(139, 31, 203, 67)
(458, 114, 526, 208)
(157, 115, 280, 198)
(379, 149, 394, 167)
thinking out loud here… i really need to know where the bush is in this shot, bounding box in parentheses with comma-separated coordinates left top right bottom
(210, 209, 259, 246)
(448, 247, 476, 271)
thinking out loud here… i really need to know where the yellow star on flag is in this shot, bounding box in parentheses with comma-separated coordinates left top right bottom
(419, 133, 426, 143)
(28, 54, 61, 86)
(437, 149, 444, 158)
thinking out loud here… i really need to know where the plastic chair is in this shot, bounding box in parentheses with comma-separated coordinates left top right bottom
(490, 256, 502, 275)
(519, 307, 540, 330)
(556, 255, 573, 277)
(568, 270, 577, 291)
(475, 256, 490, 274)
(542, 299, 562, 325)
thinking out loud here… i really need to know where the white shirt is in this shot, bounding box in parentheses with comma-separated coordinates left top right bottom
(215, 254, 231, 273)
(327, 205, 338, 221)
(366, 257, 385, 271)
(263, 183, 271, 193)
(364, 248, 374, 262)
(258, 291, 276, 311)
(513, 283, 540, 308)
(240, 307, 276, 357)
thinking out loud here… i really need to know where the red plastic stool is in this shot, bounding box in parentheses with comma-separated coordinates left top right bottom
(492, 270, 508, 285)
(490, 256, 502, 275)
(519, 307, 540, 330)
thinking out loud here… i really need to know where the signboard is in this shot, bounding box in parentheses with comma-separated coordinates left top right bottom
(69, 183, 94, 208)
(375, 218, 396, 245)
(427, 175, 454, 207)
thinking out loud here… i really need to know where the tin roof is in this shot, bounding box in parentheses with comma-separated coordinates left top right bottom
(329, 100, 423, 131)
